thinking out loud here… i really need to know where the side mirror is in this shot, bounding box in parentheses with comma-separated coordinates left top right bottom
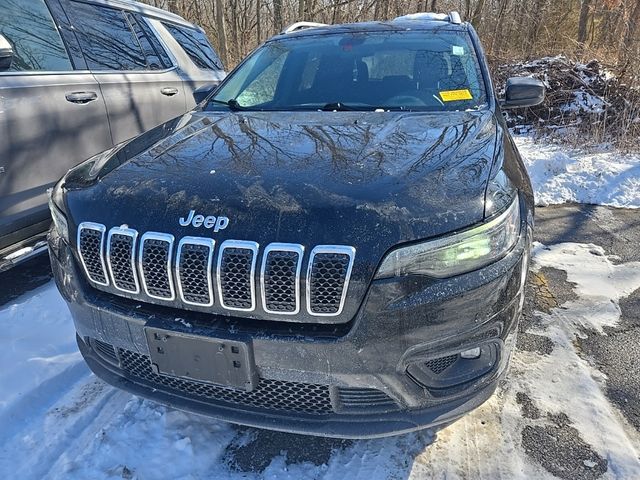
(502, 77, 545, 109)
(193, 83, 218, 104)
(0, 34, 13, 71)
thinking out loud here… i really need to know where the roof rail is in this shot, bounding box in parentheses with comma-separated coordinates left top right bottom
(281, 21, 328, 34)
(448, 11, 462, 24)
(393, 11, 463, 25)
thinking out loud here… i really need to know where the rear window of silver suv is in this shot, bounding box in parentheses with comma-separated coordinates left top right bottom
(162, 23, 223, 71)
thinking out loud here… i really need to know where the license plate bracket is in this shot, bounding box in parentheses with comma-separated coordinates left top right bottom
(144, 327, 257, 391)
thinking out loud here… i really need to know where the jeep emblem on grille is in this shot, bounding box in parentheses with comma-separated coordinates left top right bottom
(179, 210, 229, 232)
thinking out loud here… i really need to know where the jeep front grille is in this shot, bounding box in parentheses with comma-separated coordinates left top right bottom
(76, 224, 355, 318)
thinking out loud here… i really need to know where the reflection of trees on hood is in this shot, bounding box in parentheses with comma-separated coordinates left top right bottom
(137, 110, 494, 198)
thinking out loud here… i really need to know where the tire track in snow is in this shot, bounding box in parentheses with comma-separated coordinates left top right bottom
(0, 361, 89, 447)
(43, 385, 132, 479)
(0, 374, 127, 480)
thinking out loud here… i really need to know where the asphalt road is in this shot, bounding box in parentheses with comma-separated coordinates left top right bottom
(534, 204, 640, 432)
(1, 204, 639, 478)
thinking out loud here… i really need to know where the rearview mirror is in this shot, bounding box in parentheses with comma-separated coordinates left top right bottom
(0, 34, 13, 71)
(502, 77, 545, 109)
(193, 83, 218, 104)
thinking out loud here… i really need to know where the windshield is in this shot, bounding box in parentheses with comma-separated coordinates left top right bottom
(205, 30, 488, 112)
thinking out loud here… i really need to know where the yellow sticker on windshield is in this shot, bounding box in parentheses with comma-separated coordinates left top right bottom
(439, 89, 473, 102)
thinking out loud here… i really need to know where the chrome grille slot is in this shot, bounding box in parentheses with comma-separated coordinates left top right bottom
(107, 227, 139, 293)
(78, 222, 108, 286)
(307, 246, 355, 316)
(217, 240, 258, 311)
(139, 232, 175, 300)
(176, 237, 215, 306)
(261, 243, 303, 315)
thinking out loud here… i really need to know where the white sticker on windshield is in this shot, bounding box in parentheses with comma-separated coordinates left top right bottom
(452, 46, 465, 56)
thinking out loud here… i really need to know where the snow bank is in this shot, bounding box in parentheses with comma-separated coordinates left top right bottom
(515, 136, 640, 208)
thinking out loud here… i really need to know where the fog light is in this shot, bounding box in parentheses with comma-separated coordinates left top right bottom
(460, 347, 481, 359)
(407, 344, 497, 391)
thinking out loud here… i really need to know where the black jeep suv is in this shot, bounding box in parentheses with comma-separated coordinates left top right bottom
(48, 12, 543, 438)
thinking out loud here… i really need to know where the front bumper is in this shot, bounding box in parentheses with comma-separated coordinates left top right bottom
(78, 333, 500, 438)
(49, 220, 530, 438)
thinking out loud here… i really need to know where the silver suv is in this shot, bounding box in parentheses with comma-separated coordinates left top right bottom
(0, 0, 225, 265)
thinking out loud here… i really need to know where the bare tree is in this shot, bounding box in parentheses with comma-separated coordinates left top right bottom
(274, 0, 284, 31)
(140, 0, 640, 84)
(577, 0, 592, 51)
(620, 0, 640, 68)
(214, 0, 227, 66)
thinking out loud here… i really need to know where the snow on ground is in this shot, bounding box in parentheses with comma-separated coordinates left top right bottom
(518, 243, 640, 475)
(0, 284, 80, 412)
(514, 136, 640, 209)
(2, 241, 640, 479)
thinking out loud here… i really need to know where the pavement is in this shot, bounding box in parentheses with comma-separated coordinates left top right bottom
(1, 203, 639, 479)
(534, 204, 640, 433)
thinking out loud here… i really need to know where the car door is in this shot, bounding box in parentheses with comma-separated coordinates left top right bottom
(61, 0, 187, 145)
(153, 20, 226, 109)
(0, 0, 113, 250)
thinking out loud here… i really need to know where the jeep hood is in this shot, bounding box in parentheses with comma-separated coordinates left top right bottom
(67, 110, 498, 246)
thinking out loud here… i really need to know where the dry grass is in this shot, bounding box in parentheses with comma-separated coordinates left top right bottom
(492, 55, 640, 152)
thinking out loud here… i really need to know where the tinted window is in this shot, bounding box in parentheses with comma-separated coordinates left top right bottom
(127, 12, 172, 70)
(0, 0, 72, 71)
(67, 1, 146, 71)
(163, 23, 222, 70)
(209, 31, 487, 112)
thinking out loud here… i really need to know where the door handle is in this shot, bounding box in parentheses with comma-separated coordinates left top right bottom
(65, 91, 98, 104)
(161, 87, 179, 96)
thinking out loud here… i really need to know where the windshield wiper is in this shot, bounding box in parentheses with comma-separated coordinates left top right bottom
(208, 98, 244, 111)
(320, 102, 364, 111)
(319, 102, 415, 112)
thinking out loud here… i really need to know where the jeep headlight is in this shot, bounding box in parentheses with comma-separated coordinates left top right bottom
(375, 196, 521, 279)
